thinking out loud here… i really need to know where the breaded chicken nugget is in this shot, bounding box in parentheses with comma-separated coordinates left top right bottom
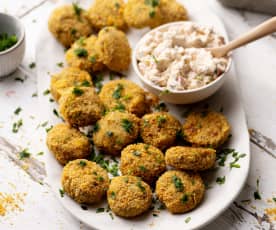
(65, 35, 104, 72)
(107, 176, 152, 218)
(165, 146, 216, 171)
(156, 170, 205, 214)
(50, 67, 92, 102)
(48, 4, 93, 47)
(183, 110, 230, 148)
(95, 27, 131, 72)
(88, 0, 127, 30)
(160, 0, 188, 23)
(99, 79, 148, 117)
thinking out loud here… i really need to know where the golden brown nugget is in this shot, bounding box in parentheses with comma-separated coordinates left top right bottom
(92, 111, 140, 155)
(156, 170, 205, 214)
(140, 112, 182, 150)
(48, 4, 93, 47)
(88, 0, 127, 30)
(165, 146, 216, 171)
(99, 79, 148, 117)
(95, 27, 131, 72)
(120, 143, 166, 184)
(50, 67, 92, 102)
(107, 176, 152, 217)
(46, 123, 91, 165)
(183, 110, 231, 148)
(65, 35, 104, 73)
(160, 0, 188, 24)
(62, 159, 109, 204)
(59, 86, 104, 127)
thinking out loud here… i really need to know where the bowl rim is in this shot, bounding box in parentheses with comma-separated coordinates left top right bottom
(132, 21, 232, 94)
(0, 13, 25, 56)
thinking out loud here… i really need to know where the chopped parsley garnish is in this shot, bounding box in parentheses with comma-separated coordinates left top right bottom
(93, 123, 100, 133)
(172, 175, 184, 192)
(106, 131, 113, 137)
(97, 176, 104, 182)
(159, 89, 170, 96)
(154, 102, 167, 111)
(136, 180, 146, 193)
(113, 102, 125, 111)
(80, 80, 91, 87)
(139, 165, 147, 172)
(185, 216, 191, 224)
(72, 87, 84, 96)
(149, 10, 156, 18)
(121, 119, 133, 133)
(43, 89, 50, 95)
(181, 194, 189, 203)
(132, 150, 141, 157)
(89, 55, 97, 63)
(0, 33, 17, 52)
(46, 125, 53, 132)
(110, 191, 116, 199)
(216, 176, 225, 185)
(254, 179, 261, 200)
(19, 149, 31, 160)
(157, 115, 166, 127)
(14, 77, 24, 83)
(145, 0, 160, 7)
(49, 98, 54, 102)
(152, 55, 159, 64)
(74, 48, 88, 57)
(29, 62, 36, 69)
(32, 92, 38, 97)
(216, 148, 246, 169)
(12, 119, 23, 133)
(94, 74, 103, 93)
(272, 197, 276, 202)
(14, 107, 22, 115)
(70, 28, 77, 35)
(115, 2, 120, 9)
(77, 37, 85, 46)
(56, 62, 63, 68)
(109, 212, 114, 220)
(59, 188, 65, 197)
(152, 213, 158, 217)
(79, 160, 87, 167)
(112, 83, 124, 99)
(37, 151, 44, 156)
(96, 207, 105, 213)
(72, 3, 82, 16)
(53, 109, 60, 118)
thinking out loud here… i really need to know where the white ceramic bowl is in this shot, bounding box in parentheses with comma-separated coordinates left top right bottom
(133, 21, 232, 104)
(0, 13, 25, 77)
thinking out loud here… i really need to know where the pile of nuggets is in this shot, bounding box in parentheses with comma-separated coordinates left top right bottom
(46, 1, 231, 219)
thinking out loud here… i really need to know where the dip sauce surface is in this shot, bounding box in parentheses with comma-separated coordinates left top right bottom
(136, 22, 229, 91)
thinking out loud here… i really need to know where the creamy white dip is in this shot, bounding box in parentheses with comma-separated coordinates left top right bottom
(136, 22, 229, 91)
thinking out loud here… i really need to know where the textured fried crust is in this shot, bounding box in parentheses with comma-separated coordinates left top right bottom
(120, 143, 166, 184)
(140, 112, 182, 150)
(88, 0, 127, 30)
(92, 111, 140, 155)
(124, 0, 188, 29)
(65, 35, 105, 72)
(50, 67, 92, 102)
(156, 170, 205, 214)
(165, 146, 216, 171)
(95, 27, 131, 72)
(46, 123, 91, 165)
(59, 87, 104, 127)
(107, 176, 152, 217)
(99, 79, 148, 117)
(48, 4, 93, 47)
(62, 159, 109, 204)
(183, 111, 231, 148)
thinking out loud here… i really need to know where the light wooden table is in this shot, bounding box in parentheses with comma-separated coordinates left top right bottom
(0, 0, 275, 229)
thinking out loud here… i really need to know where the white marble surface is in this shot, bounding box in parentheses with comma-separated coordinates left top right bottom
(0, 0, 275, 229)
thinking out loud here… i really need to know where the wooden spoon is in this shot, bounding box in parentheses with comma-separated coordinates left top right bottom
(209, 16, 276, 58)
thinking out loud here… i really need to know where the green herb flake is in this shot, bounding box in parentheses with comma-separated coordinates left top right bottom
(115, 2, 120, 9)
(181, 194, 189, 204)
(272, 197, 276, 202)
(93, 123, 100, 133)
(132, 150, 141, 157)
(185, 216, 191, 224)
(53, 109, 60, 118)
(14, 77, 24, 83)
(157, 115, 166, 127)
(121, 119, 133, 133)
(106, 131, 113, 137)
(79, 160, 87, 167)
(46, 126, 53, 132)
(72, 87, 84, 96)
(97, 176, 104, 182)
(110, 191, 116, 199)
(71, 28, 77, 35)
(216, 176, 226, 185)
(154, 102, 167, 112)
(96, 207, 105, 213)
(152, 55, 159, 64)
(74, 48, 88, 57)
(80, 80, 91, 87)
(14, 107, 22, 115)
(0, 33, 17, 52)
(37, 152, 44, 156)
(152, 213, 158, 217)
(56, 62, 63, 68)
(112, 83, 124, 99)
(149, 10, 156, 18)
(136, 180, 146, 193)
(109, 212, 114, 220)
(89, 55, 97, 63)
(145, 0, 160, 7)
(59, 188, 65, 198)
(172, 175, 184, 192)
(32, 92, 38, 97)
(94, 74, 103, 93)
(139, 165, 147, 172)
(72, 3, 82, 16)
(29, 62, 36, 69)
(12, 119, 23, 133)
(43, 89, 50, 95)
(113, 102, 125, 111)
(254, 179, 262, 200)
(19, 149, 31, 160)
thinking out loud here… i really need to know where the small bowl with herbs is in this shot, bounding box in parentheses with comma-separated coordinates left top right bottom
(0, 13, 25, 77)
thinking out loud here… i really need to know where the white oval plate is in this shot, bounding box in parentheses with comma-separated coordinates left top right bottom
(36, 1, 250, 229)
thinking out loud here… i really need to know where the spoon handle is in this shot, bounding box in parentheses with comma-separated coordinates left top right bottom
(223, 16, 276, 53)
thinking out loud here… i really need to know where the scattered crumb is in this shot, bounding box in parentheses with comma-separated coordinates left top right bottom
(0, 192, 26, 216)
(265, 207, 276, 221)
